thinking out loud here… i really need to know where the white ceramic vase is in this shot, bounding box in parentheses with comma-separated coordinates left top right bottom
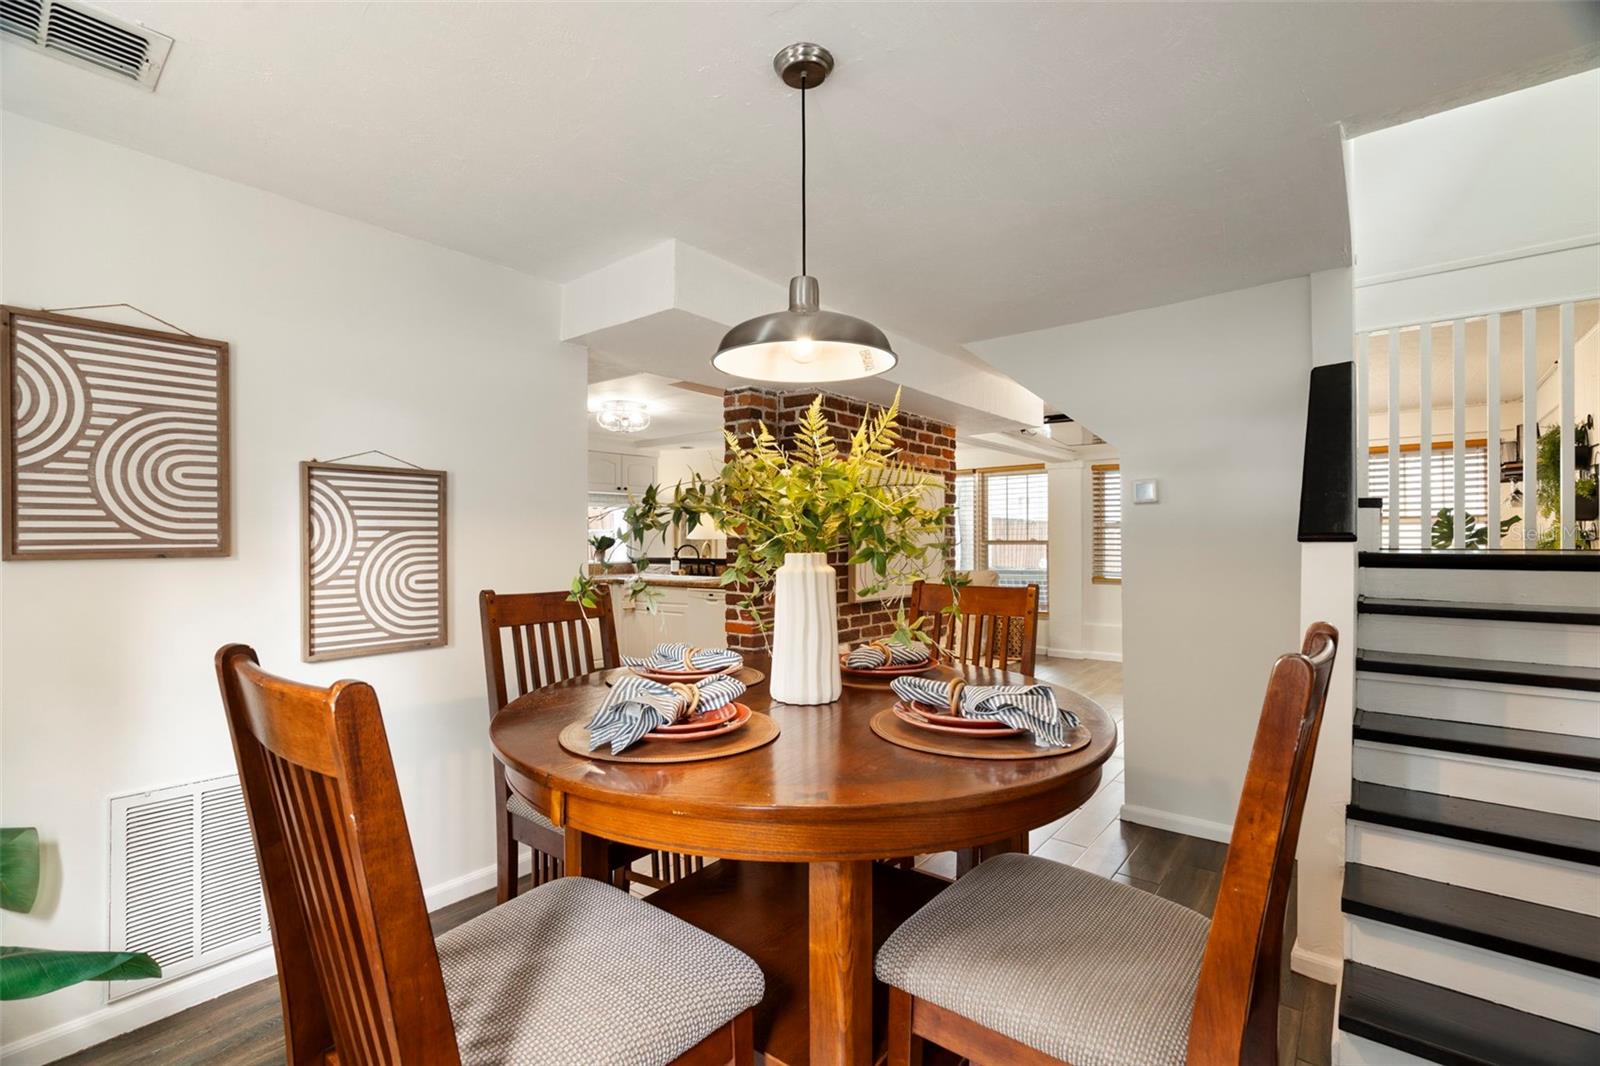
(769, 551, 841, 705)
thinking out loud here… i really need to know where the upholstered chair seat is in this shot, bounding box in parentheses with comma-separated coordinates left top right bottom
(876, 853, 1211, 1066)
(504, 790, 560, 834)
(438, 876, 765, 1066)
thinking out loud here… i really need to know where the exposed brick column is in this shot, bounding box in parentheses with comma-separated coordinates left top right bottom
(719, 388, 956, 651)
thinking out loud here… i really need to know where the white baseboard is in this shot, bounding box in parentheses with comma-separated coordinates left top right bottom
(1040, 646, 1123, 662)
(1119, 804, 1232, 844)
(1, 854, 528, 1066)
(1291, 942, 1344, 985)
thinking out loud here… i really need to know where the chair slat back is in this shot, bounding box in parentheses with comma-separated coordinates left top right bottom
(215, 644, 459, 1066)
(909, 581, 1040, 675)
(1186, 622, 1339, 1066)
(479, 589, 619, 715)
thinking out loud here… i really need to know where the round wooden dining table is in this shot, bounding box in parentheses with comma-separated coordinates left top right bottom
(490, 655, 1117, 1065)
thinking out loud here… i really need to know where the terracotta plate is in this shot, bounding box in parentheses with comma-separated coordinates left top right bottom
(646, 702, 753, 742)
(651, 704, 739, 734)
(628, 662, 741, 683)
(891, 701, 1025, 738)
(839, 656, 938, 680)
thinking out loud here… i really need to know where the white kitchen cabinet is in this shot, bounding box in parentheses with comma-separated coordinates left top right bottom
(587, 452, 624, 493)
(621, 454, 658, 494)
(588, 450, 657, 495)
(610, 583, 726, 655)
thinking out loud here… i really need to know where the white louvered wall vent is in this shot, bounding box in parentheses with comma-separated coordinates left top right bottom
(108, 775, 268, 1001)
(0, 0, 172, 90)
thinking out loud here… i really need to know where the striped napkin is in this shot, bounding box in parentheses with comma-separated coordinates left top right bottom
(586, 673, 747, 754)
(622, 642, 743, 673)
(844, 640, 932, 669)
(890, 676, 1078, 748)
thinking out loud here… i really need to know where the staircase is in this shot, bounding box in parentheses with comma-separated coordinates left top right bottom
(1336, 550, 1600, 1066)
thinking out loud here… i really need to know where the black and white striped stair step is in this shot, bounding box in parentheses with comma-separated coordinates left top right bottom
(1342, 863, 1600, 977)
(1353, 710, 1600, 772)
(1358, 597, 1600, 626)
(1357, 651, 1600, 693)
(1347, 783, 1600, 866)
(1339, 961, 1600, 1066)
(1359, 551, 1600, 572)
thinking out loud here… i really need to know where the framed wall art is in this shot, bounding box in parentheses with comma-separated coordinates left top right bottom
(301, 460, 447, 662)
(2, 307, 230, 560)
(849, 475, 949, 603)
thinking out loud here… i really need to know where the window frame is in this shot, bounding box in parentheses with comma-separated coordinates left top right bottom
(1091, 463, 1122, 585)
(1367, 438, 1491, 550)
(953, 463, 1050, 615)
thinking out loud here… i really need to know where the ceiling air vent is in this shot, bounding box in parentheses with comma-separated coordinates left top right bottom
(1, 0, 172, 90)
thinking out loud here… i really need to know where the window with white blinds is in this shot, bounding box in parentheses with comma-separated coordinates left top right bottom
(1367, 442, 1490, 550)
(1092, 464, 1122, 582)
(952, 467, 1049, 610)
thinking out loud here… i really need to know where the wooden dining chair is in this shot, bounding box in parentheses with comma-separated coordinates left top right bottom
(479, 589, 703, 898)
(215, 643, 760, 1066)
(877, 622, 1339, 1066)
(910, 579, 1040, 676)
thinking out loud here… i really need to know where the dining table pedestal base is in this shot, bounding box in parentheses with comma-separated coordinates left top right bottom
(643, 858, 954, 1066)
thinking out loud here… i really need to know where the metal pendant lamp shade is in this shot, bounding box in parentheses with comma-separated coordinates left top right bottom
(713, 43, 897, 384)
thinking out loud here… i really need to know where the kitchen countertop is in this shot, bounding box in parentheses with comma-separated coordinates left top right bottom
(593, 571, 725, 589)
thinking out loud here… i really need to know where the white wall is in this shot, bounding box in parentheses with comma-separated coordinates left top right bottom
(1350, 69, 1600, 287)
(1351, 69, 1600, 332)
(950, 444, 1124, 661)
(0, 115, 585, 1061)
(653, 445, 726, 555)
(971, 277, 1312, 837)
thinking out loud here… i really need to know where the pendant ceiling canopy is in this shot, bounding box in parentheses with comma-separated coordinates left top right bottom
(712, 43, 897, 384)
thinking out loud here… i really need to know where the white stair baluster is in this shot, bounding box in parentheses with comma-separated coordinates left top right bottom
(1357, 331, 1369, 499)
(1524, 308, 1538, 546)
(1487, 314, 1501, 549)
(1420, 324, 1433, 550)
(1560, 302, 1576, 551)
(1453, 319, 1467, 549)
(1389, 329, 1402, 550)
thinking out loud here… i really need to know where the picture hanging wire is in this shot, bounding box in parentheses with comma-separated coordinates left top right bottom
(318, 449, 426, 470)
(43, 303, 194, 336)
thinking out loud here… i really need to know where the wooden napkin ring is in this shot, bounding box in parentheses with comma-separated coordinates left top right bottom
(866, 640, 893, 663)
(681, 646, 700, 672)
(667, 682, 701, 718)
(946, 678, 966, 717)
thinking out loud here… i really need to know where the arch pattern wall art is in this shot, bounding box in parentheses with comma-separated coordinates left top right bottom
(300, 460, 447, 662)
(2, 307, 231, 560)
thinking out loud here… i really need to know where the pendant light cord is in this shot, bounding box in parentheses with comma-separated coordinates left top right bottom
(800, 72, 808, 276)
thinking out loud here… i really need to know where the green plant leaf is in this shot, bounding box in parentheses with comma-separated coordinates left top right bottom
(0, 828, 39, 914)
(0, 946, 160, 999)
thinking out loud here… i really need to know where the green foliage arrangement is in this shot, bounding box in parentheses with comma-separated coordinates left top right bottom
(570, 390, 961, 647)
(587, 533, 617, 563)
(1430, 509, 1521, 550)
(1, 828, 160, 1000)
(1533, 424, 1597, 549)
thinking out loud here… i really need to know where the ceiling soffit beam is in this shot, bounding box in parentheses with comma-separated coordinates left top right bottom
(560, 240, 1044, 434)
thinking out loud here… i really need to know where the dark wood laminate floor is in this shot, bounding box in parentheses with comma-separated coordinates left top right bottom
(59, 656, 1335, 1066)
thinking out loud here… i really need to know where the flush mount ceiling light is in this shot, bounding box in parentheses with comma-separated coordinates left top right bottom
(595, 400, 651, 433)
(712, 43, 897, 384)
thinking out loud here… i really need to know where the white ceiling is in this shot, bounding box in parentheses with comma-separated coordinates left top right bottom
(587, 367, 725, 450)
(4, 2, 1598, 351)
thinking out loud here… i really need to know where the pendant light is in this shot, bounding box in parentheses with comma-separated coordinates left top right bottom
(712, 43, 897, 383)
